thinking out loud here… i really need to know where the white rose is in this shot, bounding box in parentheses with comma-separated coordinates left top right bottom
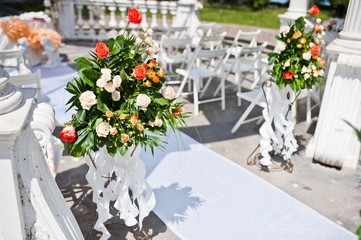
(112, 90, 121, 101)
(147, 28, 153, 36)
(79, 91, 97, 110)
(136, 37, 142, 44)
(280, 25, 290, 35)
(309, 42, 315, 47)
(161, 86, 175, 100)
(284, 61, 290, 67)
(275, 41, 286, 53)
(146, 40, 159, 55)
(318, 69, 324, 76)
(302, 51, 311, 61)
(96, 122, 110, 137)
(112, 75, 122, 88)
(101, 68, 112, 81)
(313, 72, 319, 77)
(96, 77, 107, 88)
(304, 73, 310, 79)
(314, 38, 320, 44)
(145, 36, 152, 44)
(316, 18, 321, 23)
(130, 49, 135, 55)
(301, 65, 308, 73)
(104, 82, 115, 93)
(136, 94, 151, 110)
(153, 117, 163, 127)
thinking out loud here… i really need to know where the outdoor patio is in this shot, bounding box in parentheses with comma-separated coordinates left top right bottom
(53, 22, 361, 239)
(1, 0, 360, 239)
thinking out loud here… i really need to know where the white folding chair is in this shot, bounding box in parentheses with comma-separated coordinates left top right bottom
(231, 87, 267, 134)
(8, 69, 42, 102)
(158, 36, 193, 77)
(0, 47, 30, 75)
(165, 26, 190, 39)
(215, 42, 268, 106)
(176, 33, 227, 96)
(175, 48, 227, 116)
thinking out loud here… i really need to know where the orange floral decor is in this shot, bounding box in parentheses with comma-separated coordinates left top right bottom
(1, 17, 30, 42)
(1, 17, 61, 50)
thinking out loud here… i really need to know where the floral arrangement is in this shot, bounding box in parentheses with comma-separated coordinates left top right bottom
(268, 5, 326, 92)
(1, 17, 61, 50)
(59, 8, 187, 157)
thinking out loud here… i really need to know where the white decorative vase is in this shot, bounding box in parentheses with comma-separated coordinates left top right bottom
(85, 145, 155, 240)
(258, 82, 299, 171)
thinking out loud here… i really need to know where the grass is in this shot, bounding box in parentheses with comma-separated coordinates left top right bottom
(200, 4, 333, 29)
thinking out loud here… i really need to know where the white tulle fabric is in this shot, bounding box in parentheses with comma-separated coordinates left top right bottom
(85, 146, 155, 240)
(259, 83, 298, 166)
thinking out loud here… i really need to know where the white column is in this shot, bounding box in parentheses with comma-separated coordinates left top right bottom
(54, 0, 75, 39)
(306, 0, 361, 169)
(278, 0, 309, 26)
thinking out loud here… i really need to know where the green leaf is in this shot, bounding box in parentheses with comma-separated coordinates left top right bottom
(75, 57, 99, 69)
(79, 68, 102, 87)
(76, 109, 86, 123)
(96, 96, 110, 112)
(108, 38, 122, 55)
(120, 69, 129, 81)
(153, 98, 169, 106)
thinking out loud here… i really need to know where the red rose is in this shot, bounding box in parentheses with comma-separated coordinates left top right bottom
(284, 70, 295, 79)
(311, 44, 321, 55)
(59, 126, 77, 142)
(94, 42, 109, 59)
(133, 64, 147, 80)
(309, 5, 320, 15)
(128, 8, 142, 25)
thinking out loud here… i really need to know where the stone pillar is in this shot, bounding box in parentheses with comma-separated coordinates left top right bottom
(174, 0, 203, 36)
(54, 0, 75, 39)
(306, 0, 361, 169)
(278, 0, 309, 26)
(0, 70, 25, 240)
(0, 70, 84, 238)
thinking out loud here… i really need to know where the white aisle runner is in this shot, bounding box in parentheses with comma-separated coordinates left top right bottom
(141, 131, 357, 240)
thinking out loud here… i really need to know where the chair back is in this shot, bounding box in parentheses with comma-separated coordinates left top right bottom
(165, 26, 189, 38)
(197, 32, 227, 50)
(9, 69, 42, 102)
(233, 29, 261, 48)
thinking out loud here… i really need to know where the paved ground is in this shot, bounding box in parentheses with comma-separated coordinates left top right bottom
(54, 23, 361, 239)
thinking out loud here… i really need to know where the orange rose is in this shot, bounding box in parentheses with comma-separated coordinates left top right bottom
(309, 5, 320, 15)
(94, 42, 109, 59)
(311, 44, 321, 55)
(128, 8, 142, 24)
(149, 59, 157, 68)
(292, 31, 302, 39)
(121, 134, 130, 143)
(119, 114, 127, 120)
(314, 23, 322, 32)
(147, 69, 156, 79)
(157, 69, 165, 78)
(130, 114, 138, 125)
(172, 108, 183, 118)
(133, 64, 147, 80)
(136, 123, 144, 132)
(105, 110, 114, 118)
(284, 70, 295, 79)
(287, 39, 291, 44)
(145, 80, 152, 87)
(300, 38, 307, 44)
(153, 75, 160, 84)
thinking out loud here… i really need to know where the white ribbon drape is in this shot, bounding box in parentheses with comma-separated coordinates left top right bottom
(259, 83, 298, 166)
(85, 146, 155, 240)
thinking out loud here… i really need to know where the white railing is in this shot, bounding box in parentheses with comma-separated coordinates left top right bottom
(50, 0, 202, 41)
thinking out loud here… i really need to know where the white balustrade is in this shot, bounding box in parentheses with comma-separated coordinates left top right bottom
(51, 0, 201, 41)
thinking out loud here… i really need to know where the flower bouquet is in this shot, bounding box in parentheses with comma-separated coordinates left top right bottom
(257, 5, 326, 171)
(268, 4, 326, 92)
(59, 8, 187, 239)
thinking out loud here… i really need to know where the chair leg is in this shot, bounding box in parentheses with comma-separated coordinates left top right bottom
(231, 99, 258, 134)
(200, 77, 213, 99)
(221, 76, 225, 110)
(193, 79, 199, 116)
(176, 75, 189, 97)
